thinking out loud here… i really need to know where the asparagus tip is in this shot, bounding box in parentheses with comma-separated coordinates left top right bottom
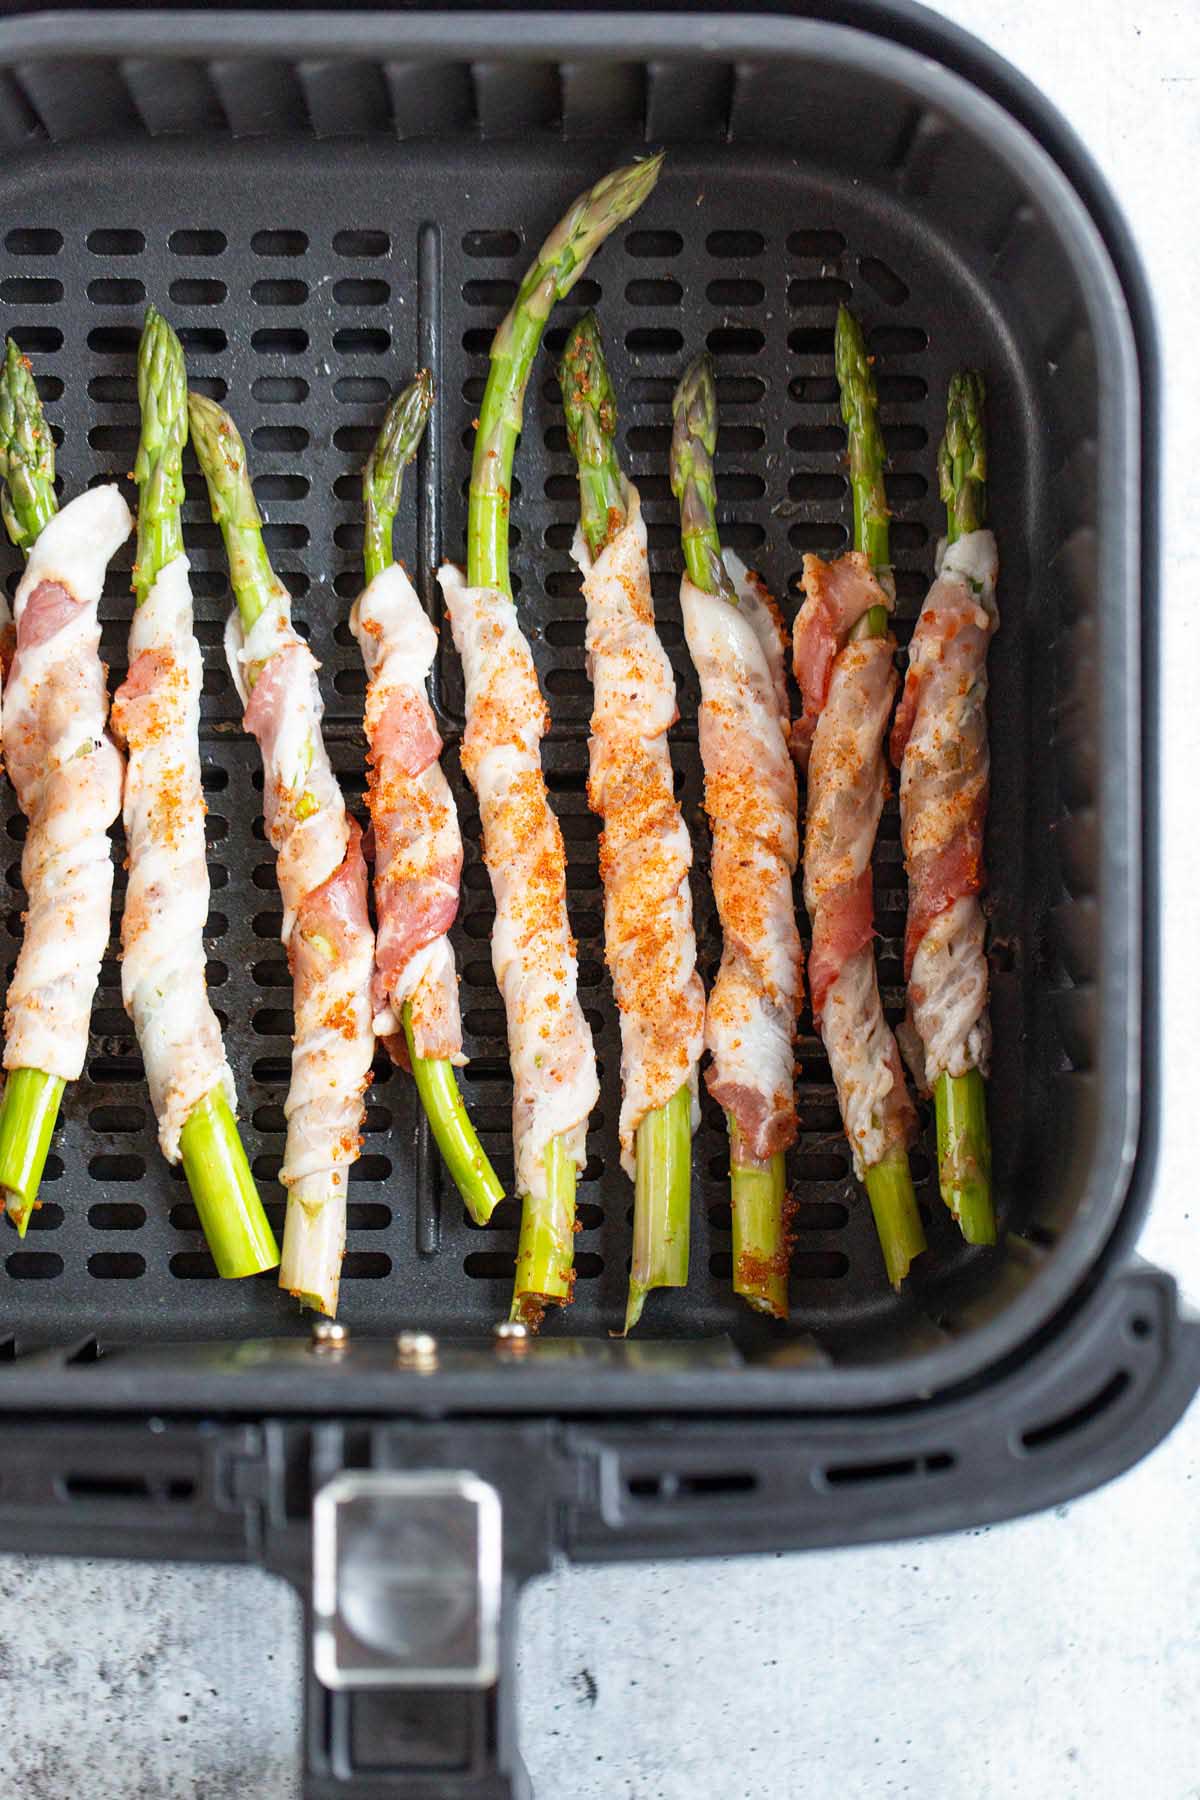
(938, 369, 988, 533)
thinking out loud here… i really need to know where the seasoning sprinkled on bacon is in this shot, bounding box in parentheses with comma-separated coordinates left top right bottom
(439, 563, 599, 1216)
(797, 560, 916, 1176)
(113, 554, 237, 1161)
(353, 561, 463, 1066)
(2, 486, 129, 1088)
(671, 350, 803, 1319)
(792, 304, 927, 1288)
(192, 392, 374, 1315)
(891, 366, 998, 1246)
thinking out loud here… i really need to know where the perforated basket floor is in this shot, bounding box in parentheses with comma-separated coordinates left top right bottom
(0, 137, 1037, 1347)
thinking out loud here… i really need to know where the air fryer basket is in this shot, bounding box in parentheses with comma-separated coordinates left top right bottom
(0, 8, 1192, 1796)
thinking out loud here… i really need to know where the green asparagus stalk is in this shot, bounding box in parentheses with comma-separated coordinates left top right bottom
(934, 370, 995, 1246)
(468, 152, 664, 593)
(670, 352, 788, 1319)
(560, 313, 693, 1333)
(835, 305, 926, 1286)
(363, 373, 504, 1226)
(0, 341, 66, 1232)
(468, 155, 664, 1322)
(134, 308, 278, 1278)
(558, 312, 624, 560)
(189, 392, 345, 1308)
(187, 392, 288, 636)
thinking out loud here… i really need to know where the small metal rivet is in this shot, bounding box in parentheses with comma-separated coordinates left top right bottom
(311, 1319, 349, 1353)
(493, 1319, 530, 1354)
(395, 1330, 438, 1369)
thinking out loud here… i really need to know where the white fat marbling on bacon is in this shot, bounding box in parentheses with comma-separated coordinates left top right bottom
(795, 557, 916, 1175)
(2, 486, 130, 1081)
(572, 485, 704, 1176)
(438, 563, 598, 1201)
(680, 553, 802, 1162)
(891, 529, 998, 1087)
(112, 555, 235, 1159)
(822, 946, 914, 1178)
(228, 604, 374, 1311)
(351, 561, 463, 1066)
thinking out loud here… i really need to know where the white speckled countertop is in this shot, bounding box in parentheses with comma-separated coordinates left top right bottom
(1, 3, 1197, 1796)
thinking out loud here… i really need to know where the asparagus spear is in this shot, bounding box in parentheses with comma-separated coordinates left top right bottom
(190, 392, 372, 1315)
(835, 305, 926, 1284)
(468, 154, 664, 1319)
(0, 343, 67, 1229)
(670, 353, 790, 1319)
(362, 373, 504, 1223)
(934, 370, 995, 1245)
(560, 313, 695, 1333)
(559, 313, 624, 559)
(132, 307, 278, 1277)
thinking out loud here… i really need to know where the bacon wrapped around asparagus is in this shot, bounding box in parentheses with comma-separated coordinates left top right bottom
(353, 373, 502, 1223)
(792, 308, 925, 1287)
(890, 372, 996, 1245)
(671, 354, 805, 1320)
(191, 394, 375, 1317)
(111, 309, 277, 1278)
(560, 315, 706, 1334)
(443, 158, 661, 1324)
(0, 341, 129, 1231)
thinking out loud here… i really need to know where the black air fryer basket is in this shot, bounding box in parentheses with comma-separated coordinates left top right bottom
(0, 7, 1193, 1796)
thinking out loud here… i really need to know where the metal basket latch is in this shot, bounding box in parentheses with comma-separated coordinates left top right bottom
(306, 1469, 523, 1796)
(313, 1469, 502, 1689)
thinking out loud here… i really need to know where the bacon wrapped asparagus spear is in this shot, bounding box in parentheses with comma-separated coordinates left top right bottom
(109, 309, 278, 1277)
(353, 373, 502, 1223)
(890, 372, 996, 1245)
(792, 307, 925, 1286)
(0, 341, 129, 1231)
(560, 315, 705, 1334)
(441, 157, 662, 1324)
(190, 393, 375, 1316)
(671, 354, 804, 1319)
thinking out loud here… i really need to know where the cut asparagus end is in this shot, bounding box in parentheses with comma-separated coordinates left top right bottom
(0, 336, 58, 552)
(133, 304, 187, 603)
(864, 1146, 927, 1288)
(835, 303, 891, 572)
(279, 1178, 346, 1317)
(939, 370, 987, 545)
(935, 1067, 995, 1245)
(624, 1085, 692, 1335)
(402, 1003, 504, 1226)
(363, 370, 434, 585)
(0, 1068, 66, 1234)
(669, 352, 736, 601)
(559, 312, 625, 561)
(179, 1086, 279, 1278)
(510, 1136, 577, 1328)
(729, 1125, 789, 1320)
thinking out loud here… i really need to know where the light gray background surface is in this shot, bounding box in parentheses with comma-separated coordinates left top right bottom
(2, 2, 1197, 1796)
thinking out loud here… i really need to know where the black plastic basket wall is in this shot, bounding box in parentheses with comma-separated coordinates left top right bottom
(0, 30, 1140, 1367)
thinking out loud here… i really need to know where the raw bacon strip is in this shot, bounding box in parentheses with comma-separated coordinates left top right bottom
(890, 529, 998, 1088)
(681, 553, 803, 1164)
(227, 601, 375, 1313)
(792, 551, 893, 769)
(351, 561, 464, 1066)
(796, 552, 916, 1177)
(111, 554, 235, 1160)
(438, 564, 599, 1205)
(2, 486, 130, 1081)
(572, 482, 705, 1177)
